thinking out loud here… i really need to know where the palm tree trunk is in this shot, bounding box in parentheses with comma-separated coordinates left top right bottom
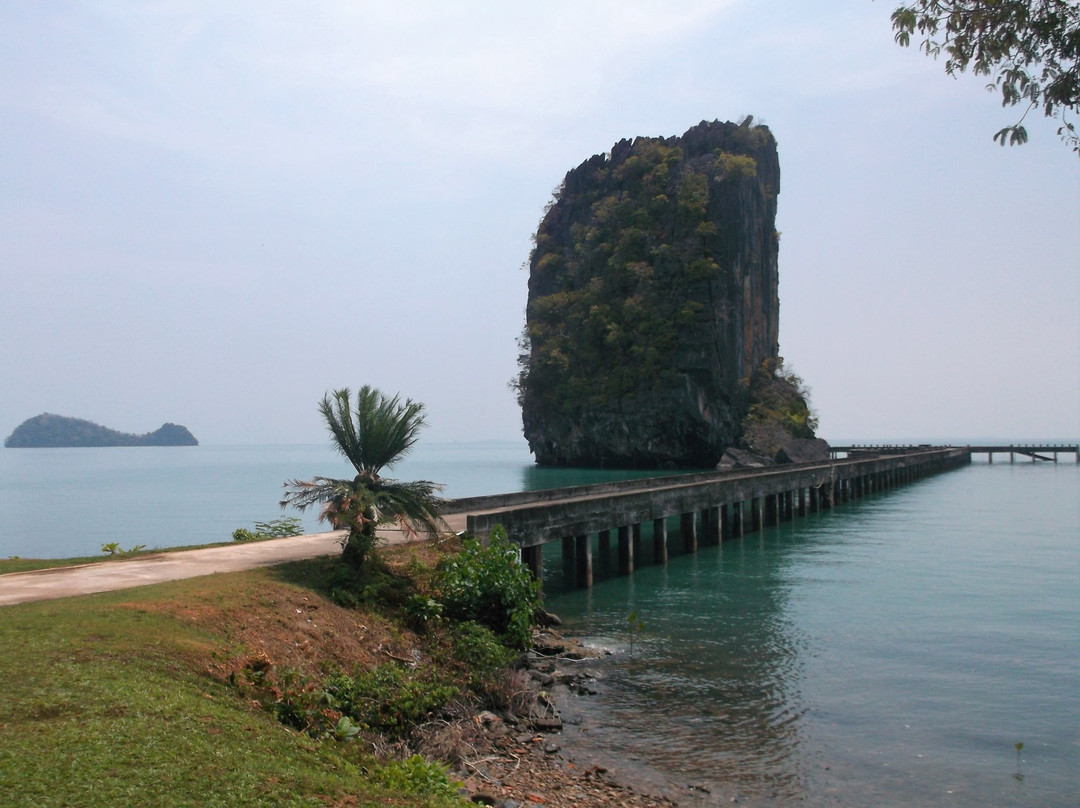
(342, 524, 377, 569)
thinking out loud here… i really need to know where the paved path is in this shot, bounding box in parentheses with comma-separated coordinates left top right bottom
(0, 514, 468, 607)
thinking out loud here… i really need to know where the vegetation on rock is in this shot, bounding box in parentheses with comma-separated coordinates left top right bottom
(739, 357, 818, 457)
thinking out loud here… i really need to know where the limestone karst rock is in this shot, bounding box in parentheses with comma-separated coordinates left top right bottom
(517, 119, 785, 468)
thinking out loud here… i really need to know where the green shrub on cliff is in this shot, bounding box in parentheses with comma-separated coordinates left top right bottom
(518, 137, 755, 416)
(740, 357, 818, 455)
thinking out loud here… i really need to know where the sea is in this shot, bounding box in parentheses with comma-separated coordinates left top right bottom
(1, 440, 1077, 806)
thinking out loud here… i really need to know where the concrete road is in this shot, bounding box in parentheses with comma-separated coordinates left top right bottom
(0, 514, 468, 607)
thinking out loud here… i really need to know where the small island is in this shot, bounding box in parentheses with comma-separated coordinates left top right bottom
(4, 413, 198, 448)
(516, 119, 821, 469)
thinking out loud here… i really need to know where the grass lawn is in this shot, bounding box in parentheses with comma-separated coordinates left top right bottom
(0, 562, 466, 807)
(0, 555, 118, 574)
(0, 537, 282, 575)
(0, 546, 237, 575)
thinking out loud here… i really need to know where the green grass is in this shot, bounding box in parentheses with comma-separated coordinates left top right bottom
(0, 573, 465, 807)
(0, 535, 296, 575)
(0, 555, 111, 574)
(0, 547, 233, 575)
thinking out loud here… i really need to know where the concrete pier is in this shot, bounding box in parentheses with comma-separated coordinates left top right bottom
(455, 447, 971, 590)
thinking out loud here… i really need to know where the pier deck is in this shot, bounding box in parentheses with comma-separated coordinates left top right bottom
(455, 447, 971, 588)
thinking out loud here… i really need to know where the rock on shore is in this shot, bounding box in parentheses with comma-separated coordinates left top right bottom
(451, 628, 680, 808)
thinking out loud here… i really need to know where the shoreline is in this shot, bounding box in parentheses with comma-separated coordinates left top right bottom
(467, 628, 760, 808)
(453, 628, 685, 808)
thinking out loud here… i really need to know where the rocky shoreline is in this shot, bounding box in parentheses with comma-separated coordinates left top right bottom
(449, 628, 718, 808)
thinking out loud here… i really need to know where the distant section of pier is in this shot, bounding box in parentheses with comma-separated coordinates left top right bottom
(831, 444, 1079, 464)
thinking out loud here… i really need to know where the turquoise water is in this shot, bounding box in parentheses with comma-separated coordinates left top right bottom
(1, 443, 1077, 805)
(0, 441, 663, 558)
(540, 462, 1079, 806)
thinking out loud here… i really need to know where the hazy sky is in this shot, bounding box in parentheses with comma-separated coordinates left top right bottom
(3, 1, 1078, 448)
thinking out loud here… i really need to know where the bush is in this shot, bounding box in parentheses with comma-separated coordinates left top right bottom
(301, 554, 411, 609)
(405, 593, 444, 631)
(262, 668, 331, 735)
(449, 620, 516, 685)
(100, 542, 146, 556)
(323, 664, 458, 738)
(435, 526, 540, 649)
(243, 662, 458, 741)
(370, 755, 461, 800)
(232, 517, 304, 543)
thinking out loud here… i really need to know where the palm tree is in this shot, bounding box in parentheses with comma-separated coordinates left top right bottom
(281, 386, 446, 569)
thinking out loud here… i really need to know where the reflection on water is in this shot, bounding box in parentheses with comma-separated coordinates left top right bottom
(520, 464, 690, 492)
(542, 466, 1080, 807)
(544, 524, 815, 802)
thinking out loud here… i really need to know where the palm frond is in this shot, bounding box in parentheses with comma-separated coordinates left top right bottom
(280, 476, 351, 513)
(317, 386, 428, 475)
(351, 385, 427, 473)
(368, 477, 448, 539)
(319, 389, 363, 473)
(282, 471, 445, 534)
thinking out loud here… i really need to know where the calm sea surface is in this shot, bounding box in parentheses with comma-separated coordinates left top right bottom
(541, 458, 1079, 807)
(0, 441, 666, 559)
(1, 441, 1077, 805)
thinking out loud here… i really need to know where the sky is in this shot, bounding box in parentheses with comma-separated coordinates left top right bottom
(2, 1, 1077, 448)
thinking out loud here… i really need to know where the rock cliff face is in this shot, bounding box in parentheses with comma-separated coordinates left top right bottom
(4, 413, 199, 448)
(517, 119, 782, 468)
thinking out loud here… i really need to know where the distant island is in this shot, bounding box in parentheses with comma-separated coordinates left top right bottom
(4, 413, 198, 448)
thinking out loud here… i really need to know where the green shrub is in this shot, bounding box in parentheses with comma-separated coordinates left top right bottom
(300, 555, 411, 609)
(435, 526, 540, 649)
(100, 542, 146, 556)
(264, 668, 330, 735)
(405, 593, 444, 631)
(256, 517, 304, 537)
(324, 664, 458, 738)
(370, 755, 461, 799)
(242, 662, 458, 741)
(233, 517, 304, 543)
(450, 620, 516, 684)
